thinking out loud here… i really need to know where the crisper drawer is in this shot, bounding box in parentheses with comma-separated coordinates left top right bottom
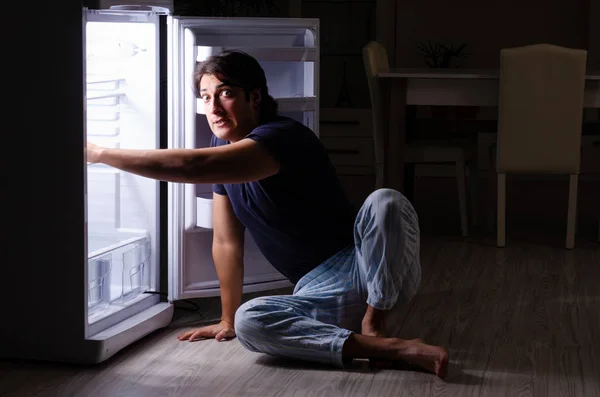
(320, 136, 374, 167)
(87, 232, 151, 323)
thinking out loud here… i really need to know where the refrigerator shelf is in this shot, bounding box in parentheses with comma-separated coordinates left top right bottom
(86, 78, 124, 93)
(196, 96, 317, 115)
(88, 231, 148, 261)
(217, 47, 316, 62)
(276, 97, 317, 112)
(87, 92, 125, 101)
(87, 77, 125, 85)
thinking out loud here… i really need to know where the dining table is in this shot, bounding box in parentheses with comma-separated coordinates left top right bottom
(377, 68, 600, 192)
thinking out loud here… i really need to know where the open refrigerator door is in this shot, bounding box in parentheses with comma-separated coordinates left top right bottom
(168, 16, 320, 301)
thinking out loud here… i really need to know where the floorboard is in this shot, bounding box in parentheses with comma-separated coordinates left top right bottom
(1, 238, 598, 397)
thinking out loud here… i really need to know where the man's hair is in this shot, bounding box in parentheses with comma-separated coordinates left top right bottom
(194, 50, 278, 122)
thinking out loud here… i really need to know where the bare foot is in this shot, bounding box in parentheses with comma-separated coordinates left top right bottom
(342, 333, 447, 377)
(366, 337, 425, 369)
(391, 339, 449, 378)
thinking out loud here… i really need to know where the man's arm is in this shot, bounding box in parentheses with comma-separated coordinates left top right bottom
(86, 138, 279, 184)
(177, 192, 245, 342)
(212, 192, 245, 326)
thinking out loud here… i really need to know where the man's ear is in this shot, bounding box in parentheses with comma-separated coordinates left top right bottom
(251, 88, 262, 108)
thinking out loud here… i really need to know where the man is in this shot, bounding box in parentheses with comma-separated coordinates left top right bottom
(86, 50, 448, 377)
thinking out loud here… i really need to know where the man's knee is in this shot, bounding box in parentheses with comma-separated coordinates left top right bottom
(234, 298, 270, 352)
(236, 296, 293, 352)
(365, 188, 405, 205)
(362, 188, 417, 223)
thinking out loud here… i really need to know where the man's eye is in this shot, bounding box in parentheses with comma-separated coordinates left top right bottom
(221, 90, 231, 97)
(201, 95, 209, 101)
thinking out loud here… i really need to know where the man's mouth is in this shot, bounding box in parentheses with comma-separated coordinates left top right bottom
(213, 119, 229, 127)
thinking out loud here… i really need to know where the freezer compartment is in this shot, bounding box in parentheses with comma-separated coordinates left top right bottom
(189, 23, 316, 49)
(87, 232, 151, 324)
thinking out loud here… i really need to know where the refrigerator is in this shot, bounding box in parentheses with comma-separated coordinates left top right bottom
(2, 5, 319, 364)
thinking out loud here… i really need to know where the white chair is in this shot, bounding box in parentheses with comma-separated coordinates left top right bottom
(495, 43, 587, 249)
(363, 41, 470, 237)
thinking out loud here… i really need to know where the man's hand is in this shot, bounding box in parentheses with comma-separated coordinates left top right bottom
(86, 142, 104, 164)
(177, 320, 236, 342)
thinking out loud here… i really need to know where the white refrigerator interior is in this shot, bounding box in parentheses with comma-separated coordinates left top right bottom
(168, 16, 320, 300)
(84, 10, 172, 359)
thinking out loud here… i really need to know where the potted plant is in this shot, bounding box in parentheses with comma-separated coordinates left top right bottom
(415, 40, 469, 68)
(415, 41, 479, 120)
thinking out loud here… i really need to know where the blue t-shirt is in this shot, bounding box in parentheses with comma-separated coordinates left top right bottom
(211, 116, 356, 284)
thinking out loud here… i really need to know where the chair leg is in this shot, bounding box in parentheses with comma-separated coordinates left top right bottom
(566, 174, 578, 249)
(485, 168, 496, 235)
(467, 163, 479, 231)
(456, 160, 469, 237)
(486, 144, 497, 235)
(497, 172, 506, 247)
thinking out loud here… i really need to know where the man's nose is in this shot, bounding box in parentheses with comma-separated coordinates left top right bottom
(209, 98, 224, 114)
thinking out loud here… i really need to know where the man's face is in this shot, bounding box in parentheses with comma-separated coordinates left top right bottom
(199, 74, 260, 142)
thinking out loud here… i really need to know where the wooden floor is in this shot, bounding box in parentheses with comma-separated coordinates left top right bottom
(1, 234, 598, 397)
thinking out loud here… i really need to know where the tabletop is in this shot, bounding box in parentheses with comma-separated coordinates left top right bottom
(378, 68, 600, 80)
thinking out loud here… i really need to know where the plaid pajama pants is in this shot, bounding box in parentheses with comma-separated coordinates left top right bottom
(234, 188, 421, 367)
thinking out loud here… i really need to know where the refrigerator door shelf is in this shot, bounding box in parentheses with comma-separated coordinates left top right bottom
(195, 195, 213, 231)
(196, 96, 318, 114)
(196, 97, 317, 116)
(178, 16, 318, 33)
(179, 277, 292, 300)
(201, 47, 317, 62)
(277, 97, 317, 111)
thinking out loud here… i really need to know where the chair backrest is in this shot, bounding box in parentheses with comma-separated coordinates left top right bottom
(497, 43, 587, 174)
(362, 41, 389, 188)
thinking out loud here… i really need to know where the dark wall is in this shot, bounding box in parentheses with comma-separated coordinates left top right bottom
(394, 0, 590, 68)
(1, 0, 87, 357)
